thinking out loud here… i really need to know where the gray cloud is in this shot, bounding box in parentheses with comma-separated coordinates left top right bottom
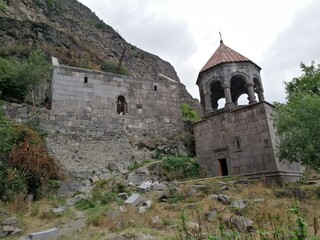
(90, 0, 197, 63)
(260, 0, 320, 103)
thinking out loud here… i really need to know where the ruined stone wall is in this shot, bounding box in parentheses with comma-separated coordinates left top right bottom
(194, 102, 303, 180)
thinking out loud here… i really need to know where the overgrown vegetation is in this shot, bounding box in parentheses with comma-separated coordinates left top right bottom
(0, 108, 62, 201)
(94, 20, 107, 30)
(162, 156, 201, 180)
(46, 0, 54, 11)
(0, 2, 7, 12)
(180, 103, 201, 123)
(101, 60, 129, 75)
(46, 0, 63, 13)
(274, 62, 320, 171)
(174, 199, 318, 240)
(0, 44, 33, 59)
(0, 51, 52, 104)
(177, 103, 201, 156)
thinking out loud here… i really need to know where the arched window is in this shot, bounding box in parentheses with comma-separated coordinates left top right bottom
(117, 96, 127, 115)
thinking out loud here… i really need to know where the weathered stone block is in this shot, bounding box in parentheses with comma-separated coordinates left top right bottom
(3, 225, 15, 232)
(152, 183, 168, 191)
(29, 228, 59, 239)
(2, 217, 17, 226)
(124, 194, 143, 206)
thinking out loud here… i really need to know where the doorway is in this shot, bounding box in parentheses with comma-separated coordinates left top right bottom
(218, 158, 228, 176)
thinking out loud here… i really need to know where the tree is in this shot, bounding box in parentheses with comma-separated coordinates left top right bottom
(274, 62, 320, 171)
(285, 62, 320, 97)
(0, 51, 52, 103)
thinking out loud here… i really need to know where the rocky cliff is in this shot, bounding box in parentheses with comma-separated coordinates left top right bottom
(0, 0, 180, 81)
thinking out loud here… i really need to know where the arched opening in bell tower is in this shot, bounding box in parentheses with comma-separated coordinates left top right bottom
(230, 76, 247, 105)
(210, 81, 224, 110)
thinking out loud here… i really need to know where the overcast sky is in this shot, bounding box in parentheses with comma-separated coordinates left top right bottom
(78, 0, 320, 103)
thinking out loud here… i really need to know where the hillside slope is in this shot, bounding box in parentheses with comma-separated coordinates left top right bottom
(0, 0, 180, 82)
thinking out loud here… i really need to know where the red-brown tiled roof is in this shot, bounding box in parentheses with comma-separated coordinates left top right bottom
(199, 41, 260, 73)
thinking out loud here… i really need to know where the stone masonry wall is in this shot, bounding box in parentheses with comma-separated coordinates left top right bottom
(48, 64, 187, 137)
(194, 102, 302, 178)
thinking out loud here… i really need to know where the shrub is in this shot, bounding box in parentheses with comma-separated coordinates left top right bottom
(0, 57, 25, 101)
(0, 165, 28, 201)
(180, 103, 201, 123)
(0, 45, 32, 58)
(46, 0, 54, 11)
(0, 109, 16, 157)
(75, 199, 96, 210)
(178, 103, 200, 156)
(101, 60, 129, 75)
(94, 21, 107, 30)
(0, 109, 62, 200)
(0, 51, 52, 103)
(0, 3, 7, 12)
(162, 156, 201, 180)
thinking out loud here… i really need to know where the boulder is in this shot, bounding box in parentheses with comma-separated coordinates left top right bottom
(117, 193, 128, 200)
(52, 206, 67, 214)
(56, 180, 83, 198)
(150, 216, 163, 229)
(231, 200, 246, 210)
(205, 209, 218, 222)
(230, 216, 254, 232)
(219, 194, 231, 204)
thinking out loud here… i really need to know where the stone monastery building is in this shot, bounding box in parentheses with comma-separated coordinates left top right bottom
(193, 39, 304, 182)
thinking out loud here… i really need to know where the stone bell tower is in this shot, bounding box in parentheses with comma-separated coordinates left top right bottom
(193, 39, 303, 182)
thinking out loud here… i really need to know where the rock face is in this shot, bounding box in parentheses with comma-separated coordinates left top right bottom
(0, 0, 180, 82)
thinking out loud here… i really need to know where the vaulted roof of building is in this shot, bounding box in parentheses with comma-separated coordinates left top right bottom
(199, 40, 261, 74)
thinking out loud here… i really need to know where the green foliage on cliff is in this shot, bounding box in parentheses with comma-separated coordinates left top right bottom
(94, 20, 107, 30)
(0, 3, 7, 12)
(101, 60, 129, 76)
(178, 103, 201, 156)
(0, 51, 52, 103)
(275, 62, 320, 171)
(180, 103, 201, 123)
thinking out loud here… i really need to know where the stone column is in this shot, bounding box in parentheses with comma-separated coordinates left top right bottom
(222, 82, 234, 109)
(256, 88, 265, 102)
(204, 93, 213, 114)
(246, 82, 257, 104)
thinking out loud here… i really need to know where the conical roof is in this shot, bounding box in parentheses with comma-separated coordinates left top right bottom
(199, 40, 261, 74)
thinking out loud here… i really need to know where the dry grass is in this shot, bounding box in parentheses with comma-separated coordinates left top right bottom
(1, 176, 320, 239)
